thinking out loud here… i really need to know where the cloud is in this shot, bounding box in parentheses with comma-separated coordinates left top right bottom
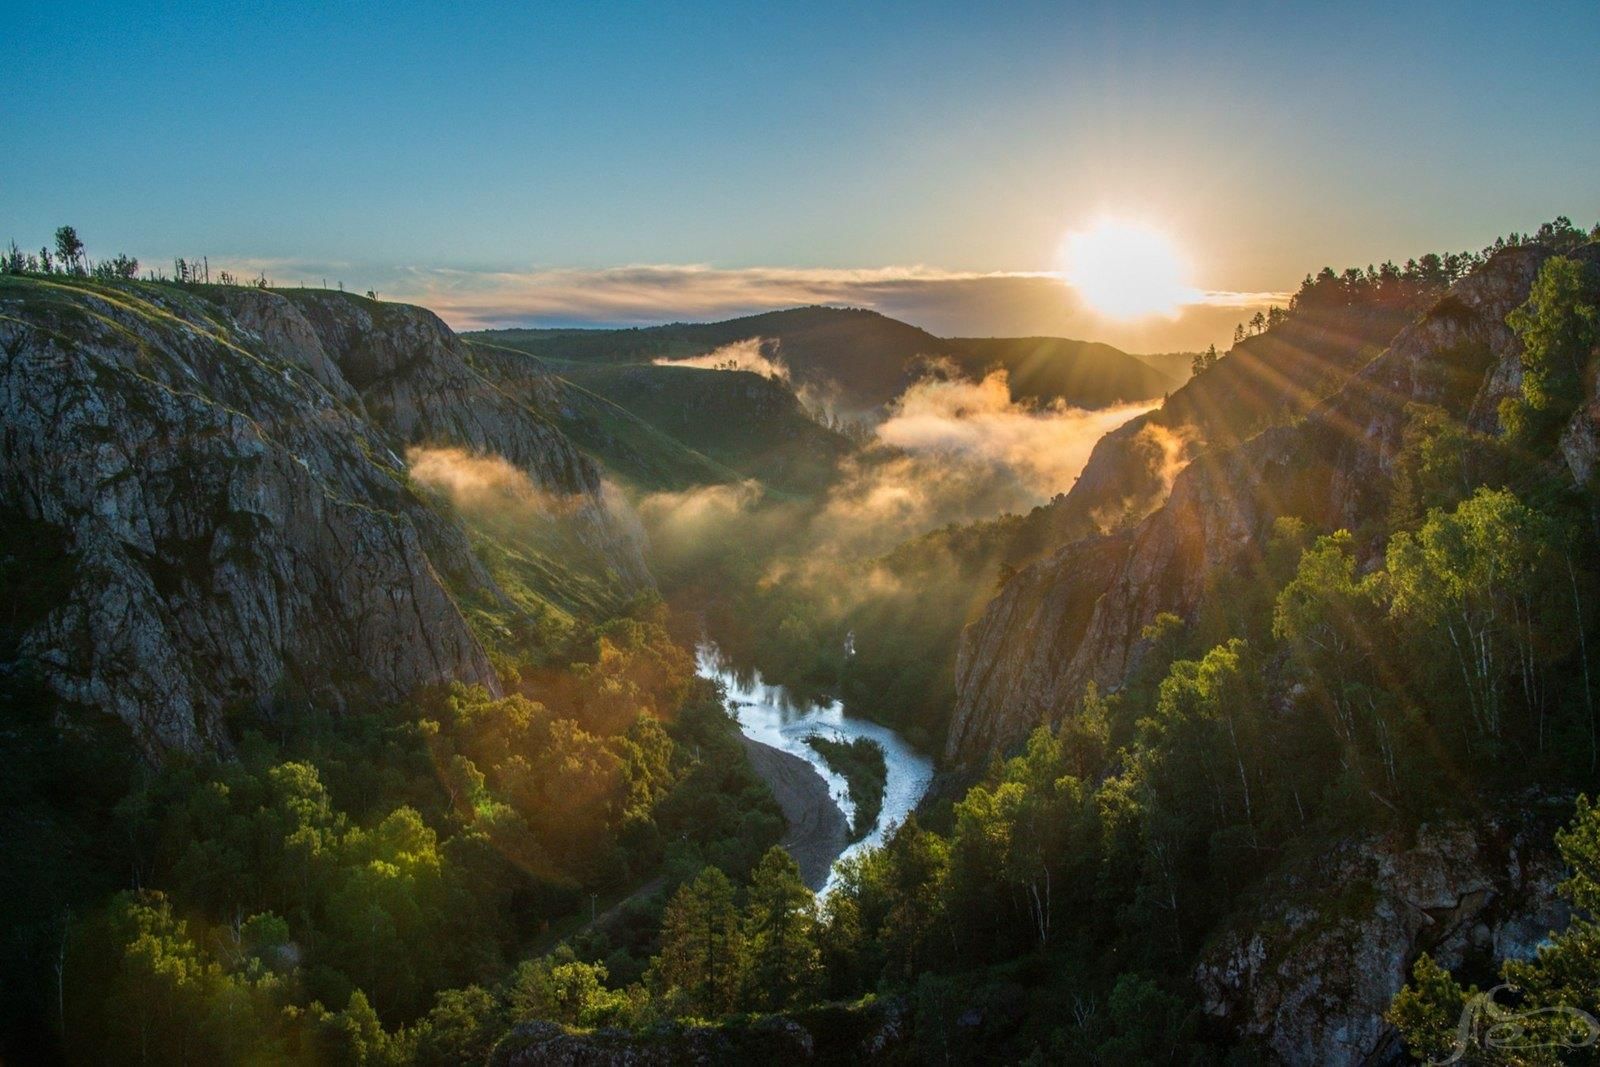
(192, 254, 1285, 351)
(876, 370, 1157, 498)
(637, 366, 1153, 577)
(636, 480, 769, 547)
(370, 263, 1286, 352)
(407, 446, 565, 511)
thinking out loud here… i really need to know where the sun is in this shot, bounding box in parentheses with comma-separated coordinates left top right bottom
(1058, 217, 1197, 319)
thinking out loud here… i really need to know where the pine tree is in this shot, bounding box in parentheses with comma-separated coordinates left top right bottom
(54, 226, 84, 275)
(742, 847, 820, 1010)
(650, 867, 744, 1016)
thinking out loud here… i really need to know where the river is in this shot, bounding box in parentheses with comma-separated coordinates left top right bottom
(696, 643, 935, 893)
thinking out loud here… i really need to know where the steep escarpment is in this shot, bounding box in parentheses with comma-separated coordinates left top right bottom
(1015, 297, 1429, 554)
(949, 244, 1587, 766)
(274, 290, 652, 590)
(0, 277, 649, 756)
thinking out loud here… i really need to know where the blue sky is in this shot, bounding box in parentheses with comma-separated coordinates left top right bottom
(5, 2, 1598, 345)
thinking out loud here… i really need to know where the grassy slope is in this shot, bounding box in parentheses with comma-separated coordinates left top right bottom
(466, 338, 741, 493)
(467, 334, 851, 496)
(558, 363, 851, 495)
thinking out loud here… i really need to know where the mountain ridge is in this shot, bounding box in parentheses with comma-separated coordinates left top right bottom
(469, 305, 1184, 414)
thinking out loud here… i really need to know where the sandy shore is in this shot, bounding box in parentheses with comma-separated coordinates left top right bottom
(739, 735, 850, 890)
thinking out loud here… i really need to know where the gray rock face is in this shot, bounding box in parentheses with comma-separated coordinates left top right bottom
(948, 244, 1585, 767)
(1195, 807, 1571, 1066)
(492, 1019, 816, 1066)
(0, 281, 649, 756)
(282, 291, 653, 589)
(1561, 397, 1600, 487)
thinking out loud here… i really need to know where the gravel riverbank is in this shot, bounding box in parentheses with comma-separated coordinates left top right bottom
(739, 735, 849, 890)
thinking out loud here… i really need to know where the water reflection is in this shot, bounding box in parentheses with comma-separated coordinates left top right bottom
(697, 644, 934, 893)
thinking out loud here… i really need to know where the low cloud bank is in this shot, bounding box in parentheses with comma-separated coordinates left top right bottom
(877, 370, 1156, 501)
(375, 264, 1284, 352)
(639, 367, 1153, 577)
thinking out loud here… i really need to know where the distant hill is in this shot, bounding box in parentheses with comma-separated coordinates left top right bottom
(946, 336, 1181, 407)
(470, 306, 1179, 413)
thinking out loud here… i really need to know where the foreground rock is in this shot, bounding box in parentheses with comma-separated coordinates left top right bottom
(1196, 803, 1571, 1065)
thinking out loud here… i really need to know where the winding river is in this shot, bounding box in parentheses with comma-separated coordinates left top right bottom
(696, 644, 934, 892)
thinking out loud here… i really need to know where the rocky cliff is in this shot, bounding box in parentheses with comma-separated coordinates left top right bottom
(0, 277, 650, 756)
(1195, 802, 1571, 1065)
(948, 243, 1595, 766)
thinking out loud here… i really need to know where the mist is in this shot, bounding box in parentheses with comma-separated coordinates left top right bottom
(627, 361, 1159, 742)
(406, 446, 651, 611)
(653, 337, 789, 380)
(637, 366, 1153, 599)
(877, 370, 1156, 502)
(406, 445, 585, 520)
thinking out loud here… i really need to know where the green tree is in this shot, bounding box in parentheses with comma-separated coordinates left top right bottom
(742, 847, 821, 1010)
(53, 226, 84, 275)
(650, 867, 744, 1017)
(1273, 530, 1404, 800)
(506, 946, 631, 1028)
(311, 988, 404, 1066)
(827, 816, 950, 984)
(411, 985, 502, 1067)
(1145, 639, 1265, 845)
(92, 253, 140, 280)
(1095, 973, 1195, 1064)
(949, 725, 1089, 953)
(1500, 255, 1599, 448)
(1387, 955, 1475, 1065)
(1389, 406, 1493, 530)
(71, 891, 290, 1065)
(1386, 488, 1560, 752)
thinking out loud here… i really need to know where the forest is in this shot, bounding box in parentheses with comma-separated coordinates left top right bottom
(2, 217, 1599, 1065)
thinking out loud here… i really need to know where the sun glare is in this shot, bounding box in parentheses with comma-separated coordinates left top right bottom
(1058, 218, 1197, 320)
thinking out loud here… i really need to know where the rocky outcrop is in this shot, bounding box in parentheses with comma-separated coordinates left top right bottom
(948, 244, 1592, 766)
(1027, 302, 1422, 551)
(1195, 803, 1571, 1065)
(492, 1019, 815, 1066)
(490, 999, 911, 1065)
(0, 279, 649, 756)
(282, 291, 652, 588)
(1560, 397, 1600, 487)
